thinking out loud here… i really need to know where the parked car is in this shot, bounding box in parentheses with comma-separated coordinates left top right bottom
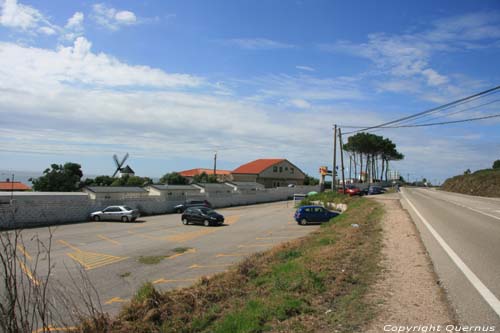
(174, 200, 212, 213)
(337, 185, 362, 196)
(90, 205, 139, 222)
(294, 205, 339, 225)
(181, 207, 224, 226)
(367, 185, 385, 195)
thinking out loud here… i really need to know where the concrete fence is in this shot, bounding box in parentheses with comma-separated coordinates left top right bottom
(0, 185, 319, 229)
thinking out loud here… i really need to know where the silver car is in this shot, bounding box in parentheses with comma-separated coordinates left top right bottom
(90, 205, 139, 222)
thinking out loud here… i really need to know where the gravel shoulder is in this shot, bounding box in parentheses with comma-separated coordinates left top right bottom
(364, 193, 455, 332)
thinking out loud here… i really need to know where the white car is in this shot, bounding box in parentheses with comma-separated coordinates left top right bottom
(90, 205, 139, 222)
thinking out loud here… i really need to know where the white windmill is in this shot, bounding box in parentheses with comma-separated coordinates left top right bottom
(112, 153, 135, 178)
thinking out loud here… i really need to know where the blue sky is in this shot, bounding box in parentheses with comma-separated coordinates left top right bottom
(1, 0, 500, 184)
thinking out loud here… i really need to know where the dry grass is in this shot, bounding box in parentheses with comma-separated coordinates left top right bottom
(79, 196, 383, 333)
(441, 168, 500, 197)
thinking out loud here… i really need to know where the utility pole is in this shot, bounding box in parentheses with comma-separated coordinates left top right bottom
(349, 154, 352, 183)
(11, 174, 14, 202)
(338, 128, 346, 192)
(213, 152, 217, 176)
(332, 125, 337, 191)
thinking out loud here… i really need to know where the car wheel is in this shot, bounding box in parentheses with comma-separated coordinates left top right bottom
(93, 215, 100, 222)
(121, 216, 129, 222)
(182, 218, 189, 225)
(300, 218, 308, 226)
(203, 219, 210, 227)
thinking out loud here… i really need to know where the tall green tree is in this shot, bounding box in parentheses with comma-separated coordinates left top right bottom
(493, 160, 500, 169)
(84, 175, 114, 186)
(160, 172, 189, 185)
(32, 163, 83, 192)
(303, 174, 319, 185)
(110, 174, 152, 186)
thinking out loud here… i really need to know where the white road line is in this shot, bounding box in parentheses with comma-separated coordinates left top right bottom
(403, 190, 500, 318)
(415, 189, 500, 222)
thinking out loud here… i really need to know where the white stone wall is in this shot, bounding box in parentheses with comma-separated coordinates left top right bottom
(0, 185, 319, 229)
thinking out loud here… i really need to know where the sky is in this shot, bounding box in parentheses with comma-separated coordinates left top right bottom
(1, 0, 500, 184)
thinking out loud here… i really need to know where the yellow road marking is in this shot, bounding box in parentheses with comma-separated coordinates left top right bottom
(104, 297, 127, 305)
(153, 277, 198, 285)
(238, 244, 272, 248)
(166, 228, 218, 242)
(225, 215, 241, 225)
(32, 326, 77, 333)
(189, 263, 231, 269)
(97, 234, 120, 245)
(17, 244, 32, 261)
(19, 261, 40, 286)
(167, 248, 196, 260)
(127, 230, 165, 241)
(57, 240, 80, 252)
(215, 253, 250, 257)
(59, 240, 128, 270)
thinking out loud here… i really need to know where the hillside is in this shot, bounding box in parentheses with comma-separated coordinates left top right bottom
(441, 168, 500, 197)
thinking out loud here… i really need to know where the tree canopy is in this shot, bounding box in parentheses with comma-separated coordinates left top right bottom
(160, 172, 189, 185)
(193, 172, 218, 183)
(343, 133, 404, 182)
(493, 160, 500, 169)
(32, 163, 83, 192)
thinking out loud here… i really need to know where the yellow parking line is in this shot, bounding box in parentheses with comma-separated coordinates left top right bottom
(97, 234, 120, 245)
(17, 244, 32, 261)
(59, 240, 128, 270)
(57, 240, 81, 252)
(189, 263, 231, 269)
(19, 261, 40, 286)
(104, 297, 127, 305)
(153, 277, 198, 285)
(225, 215, 241, 225)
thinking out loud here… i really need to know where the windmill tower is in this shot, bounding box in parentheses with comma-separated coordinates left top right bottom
(112, 153, 135, 178)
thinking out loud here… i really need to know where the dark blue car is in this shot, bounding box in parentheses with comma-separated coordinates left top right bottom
(294, 205, 339, 225)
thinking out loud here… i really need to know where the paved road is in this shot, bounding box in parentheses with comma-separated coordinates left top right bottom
(401, 187, 500, 328)
(8, 201, 317, 317)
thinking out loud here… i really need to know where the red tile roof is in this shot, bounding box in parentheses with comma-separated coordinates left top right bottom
(232, 159, 285, 174)
(178, 168, 232, 177)
(0, 181, 31, 191)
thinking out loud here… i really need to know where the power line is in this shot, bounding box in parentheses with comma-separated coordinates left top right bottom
(377, 113, 500, 128)
(342, 85, 500, 135)
(339, 98, 500, 129)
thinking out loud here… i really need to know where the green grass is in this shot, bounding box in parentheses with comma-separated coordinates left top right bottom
(138, 255, 165, 265)
(172, 247, 192, 253)
(134, 282, 156, 303)
(441, 168, 500, 197)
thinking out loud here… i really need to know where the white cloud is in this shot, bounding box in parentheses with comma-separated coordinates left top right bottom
(321, 11, 500, 95)
(38, 26, 56, 35)
(225, 38, 294, 50)
(0, 37, 203, 90)
(0, 0, 41, 30)
(92, 3, 138, 30)
(290, 99, 311, 109)
(65, 11, 83, 30)
(296, 65, 315, 72)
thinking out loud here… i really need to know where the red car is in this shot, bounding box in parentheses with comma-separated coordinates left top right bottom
(337, 185, 362, 196)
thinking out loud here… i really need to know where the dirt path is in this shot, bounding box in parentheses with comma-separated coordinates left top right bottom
(364, 194, 455, 332)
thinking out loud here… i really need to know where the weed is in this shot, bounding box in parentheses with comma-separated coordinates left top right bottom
(119, 272, 131, 278)
(138, 255, 164, 265)
(172, 247, 191, 253)
(134, 282, 156, 303)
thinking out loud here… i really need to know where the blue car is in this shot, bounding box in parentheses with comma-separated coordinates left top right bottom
(294, 205, 339, 225)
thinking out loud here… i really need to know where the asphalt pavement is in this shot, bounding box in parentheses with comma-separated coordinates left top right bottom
(8, 200, 317, 317)
(401, 187, 500, 328)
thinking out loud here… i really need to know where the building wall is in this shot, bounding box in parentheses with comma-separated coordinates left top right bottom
(0, 185, 319, 229)
(232, 161, 306, 188)
(231, 174, 258, 182)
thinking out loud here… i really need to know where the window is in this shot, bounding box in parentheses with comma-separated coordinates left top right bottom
(285, 167, 288, 171)
(291, 168, 294, 174)
(279, 167, 283, 173)
(273, 166, 278, 172)
(314, 207, 324, 213)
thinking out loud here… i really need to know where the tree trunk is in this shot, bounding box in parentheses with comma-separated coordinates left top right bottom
(381, 156, 385, 182)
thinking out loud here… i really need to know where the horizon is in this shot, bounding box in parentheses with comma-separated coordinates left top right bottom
(1, 0, 500, 185)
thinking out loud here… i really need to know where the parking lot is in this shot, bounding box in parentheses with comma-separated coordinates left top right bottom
(13, 200, 318, 315)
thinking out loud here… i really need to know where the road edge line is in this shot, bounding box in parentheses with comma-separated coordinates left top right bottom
(402, 189, 500, 318)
